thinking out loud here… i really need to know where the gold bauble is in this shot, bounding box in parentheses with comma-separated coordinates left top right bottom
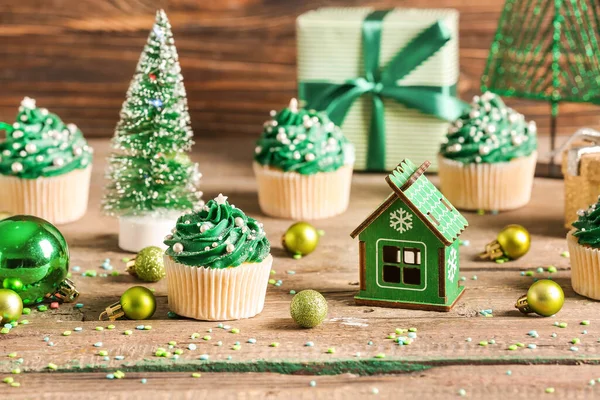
(0, 288, 23, 323)
(120, 286, 156, 320)
(516, 280, 564, 317)
(497, 224, 530, 260)
(526, 280, 564, 317)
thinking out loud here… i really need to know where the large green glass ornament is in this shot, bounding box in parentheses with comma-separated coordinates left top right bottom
(0, 215, 70, 305)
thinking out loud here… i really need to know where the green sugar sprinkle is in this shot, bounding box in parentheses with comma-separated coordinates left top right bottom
(144, 325, 152, 330)
(7, 352, 17, 358)
(561, 251, 569, 258)
(232, 344, 241, 351)
(326, 348, 335, 354)
(479, 341, 489, 346)
(37, 305, 48, 312)
(62, 331, 71, 336)
(98, 350, 108, 356)
(174, 349, 183, 355)
(114, 370, 125, 379)
(1, 328, 10, 334)
(374, 353, 385, 359)
(168, 341, 177, 346)
(10, 382, 20, 387)
(203, 335, 211, 341)
(230, 328, 240, 334)
(191, 333, 200, 339)
(11, 368, 21, 374)
(124, 330, 132, 336)
(508, 345, 518, 351)
(408, 328, 417, 332)
(270, 342, 279, 348)
(107, 325, 116, 330)
(22, 308, 31, 315)
(525, 271, 534, 276)
(47, 364, 57, 371)
(545, 387, 555, 393)
(516, 342, 525, 347)
(571, 338, 580, 344)
(4, 376, 14, 383)
(548, 266, 557, 273)
(581, 320, 590, 326)
(268, 279, 276, 285)
(559, 322, 568, 328)
(192, 373, 201, 378)
(95, 327, 104, 331)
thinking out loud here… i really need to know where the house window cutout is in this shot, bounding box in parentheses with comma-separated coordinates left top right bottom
(403, 248, 421, 265)
(403, 267, 421, 286)
(383, 265, 401, 283)
(383, 246, 401, 263)
(440, 197, 453, 212)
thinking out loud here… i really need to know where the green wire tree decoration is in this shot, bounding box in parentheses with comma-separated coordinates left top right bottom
(481, 0, 600, 176)
(103, 10, 202, 217)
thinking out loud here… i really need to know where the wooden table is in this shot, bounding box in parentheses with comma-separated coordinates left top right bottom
(1, 138, 594, 399)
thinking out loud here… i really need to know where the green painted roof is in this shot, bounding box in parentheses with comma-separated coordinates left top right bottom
(388, 159, 468, 244)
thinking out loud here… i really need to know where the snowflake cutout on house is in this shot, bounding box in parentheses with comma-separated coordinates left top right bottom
(447, 247, 458, 282)
(390, 208, 413, 233)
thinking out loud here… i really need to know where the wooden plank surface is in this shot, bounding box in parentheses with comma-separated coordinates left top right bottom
(0, 137, 592, 398)
(1, 0, 598, 140)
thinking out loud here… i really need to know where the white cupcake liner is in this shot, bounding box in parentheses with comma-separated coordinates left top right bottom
(253, 162, 352, 220)
(118, 211, 181, 253)
(164, 254, 273, 321)
(437, 152, 537, 211)
(0, 166, 92, 225)
(567, 230, 600, 300)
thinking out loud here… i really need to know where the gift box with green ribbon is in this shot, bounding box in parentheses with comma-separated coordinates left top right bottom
(297, 8, 467, 171)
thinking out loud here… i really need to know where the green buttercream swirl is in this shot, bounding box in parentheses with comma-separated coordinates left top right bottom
(0, 97, 93, 179)
(439, 92, 537, 164)
(572, 201, 600, 248)
(254, 99, 354, 175)
(164, 195, 270, 268)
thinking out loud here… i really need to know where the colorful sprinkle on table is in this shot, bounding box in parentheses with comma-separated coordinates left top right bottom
(199, 354, 209, 361)
(309, 380, 316, 387)
(192, 373, 201, 378)
(458, 389, 467, 396)
(326, 347, 335, 354)
(188, 344, 197, 351)
(93, 342, 103, 347)
(270, 342, 279, 348)
(581, 320, 590, 326)
(545, 387, 555, 393)
(47, 363, 57, 371)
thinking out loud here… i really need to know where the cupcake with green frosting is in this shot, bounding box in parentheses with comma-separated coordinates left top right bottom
(437, 92, 537, 211)
(567, 198, 600, 300)
(163, 193, 272, 320)
(0, 97, 93, 224)
(253, 98, 354, 219)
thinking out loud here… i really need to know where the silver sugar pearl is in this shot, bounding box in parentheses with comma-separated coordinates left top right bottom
(234, 217, 244, 227)
(173, 243, 184, 253)
(226, 243, 235, 253)
(12, 130, 23, 139)
(53, 158, 65, 167)
(479, 145, 491, 156)
(25, 143, 37, 153)
(11, 162, 23, 173)
(200, 224, 210, 233)
(305, 153, 316, 162)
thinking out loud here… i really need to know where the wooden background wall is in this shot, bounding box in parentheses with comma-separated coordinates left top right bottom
(1, 0, 598, 140)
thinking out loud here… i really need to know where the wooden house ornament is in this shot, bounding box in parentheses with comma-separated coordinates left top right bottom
(350, 159, 469, 311)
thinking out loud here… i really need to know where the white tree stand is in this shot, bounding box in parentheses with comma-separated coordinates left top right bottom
(118, 212, 180, 253)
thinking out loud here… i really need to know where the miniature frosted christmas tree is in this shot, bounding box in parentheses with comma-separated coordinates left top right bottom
(103, 10, 202, 252)
(481, 0, 600, 176)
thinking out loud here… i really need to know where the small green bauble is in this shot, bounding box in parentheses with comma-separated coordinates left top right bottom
(282, 222, 322, 258)
(290, 289, 328, 328)
(120, 286, 156, 320)
(0, 215, 70, 305)
(127, 246, 165, 282)
(0, 288, 23, 323)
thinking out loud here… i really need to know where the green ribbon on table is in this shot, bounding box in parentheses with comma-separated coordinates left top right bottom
(299, 10, 468, 170)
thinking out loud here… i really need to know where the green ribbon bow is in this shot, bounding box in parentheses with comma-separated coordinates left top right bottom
(299, 10, 468, 170)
